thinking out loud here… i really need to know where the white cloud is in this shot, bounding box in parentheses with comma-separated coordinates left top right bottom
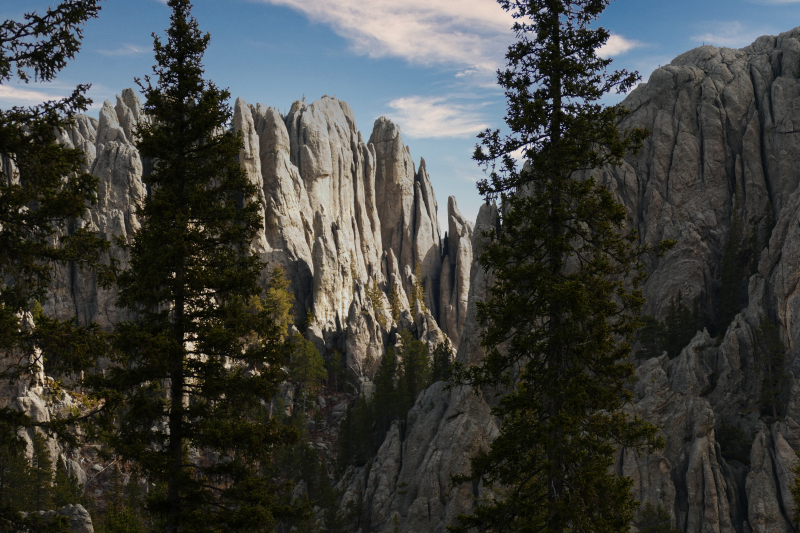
(598, 34, 644, 58)
(97, 43, 148, 57)
(258, 0, 514, 73)
(0, 85, 62, 104)
(384, 96, 490, 138)
(691, 21, 774, 48)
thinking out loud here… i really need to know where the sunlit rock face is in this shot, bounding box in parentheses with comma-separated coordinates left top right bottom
(28, 25, 800, 533)
(340, 27, 800, 533)
(44, 91, 472, 373)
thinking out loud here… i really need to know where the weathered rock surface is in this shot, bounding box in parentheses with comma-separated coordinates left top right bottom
(42, 91, 470, 386)
(17, 25, 800, 533)
(340, 27, 800, 533)
(22, 504, 94, 533)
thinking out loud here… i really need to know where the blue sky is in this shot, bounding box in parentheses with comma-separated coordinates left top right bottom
(2, 0, 799, 230)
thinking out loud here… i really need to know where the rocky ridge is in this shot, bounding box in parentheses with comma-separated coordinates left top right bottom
(7, 25, 800, 533)
(46, 90, 477, 370)
(337, 26, 800, 533)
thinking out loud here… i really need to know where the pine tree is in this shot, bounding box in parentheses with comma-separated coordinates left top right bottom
(0, 0, 111, 450)
(718, 188, 745, 333)
(263, 266, 295, 337)
(326, 350, 345, 392)
(87, 2, 294, 531)
(396, 330, 430, 414)
(430, 339, 453, 383)
(634, 502, 680, 533)
(336, 397, 373, 471)
(52, 455, 87, 508)
(289, 335, 327, 395)
(30, 432, 54, 512)
(636, 315, 666, 360)
(0, 426, 31, 510)
(754, 316, 787, 419)
(389, 284, 402, 322)
(450, 1, 664, 531)
(366, 280, 388, 328)
(0, 3, 111, 523)
(409, 262, 427, 313)
(372, 345, 400, 439)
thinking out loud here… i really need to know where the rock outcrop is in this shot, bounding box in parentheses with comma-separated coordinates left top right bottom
(21, 504, 94, 533)
(339, 26, 800, 533)
(43, 91, 476, 383)
(18, 25, 800, 533)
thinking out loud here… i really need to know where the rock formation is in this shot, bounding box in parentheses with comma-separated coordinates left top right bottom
(42, 90, 473, 378)
(22, 505, 94, 533)
(7, 24, 800, 533)
(338, 26, 800, 533)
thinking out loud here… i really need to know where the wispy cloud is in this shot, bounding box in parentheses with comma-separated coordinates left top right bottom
(97, 43, 148, 57)
(598, 34, 644, 58)
(691, 21, 774, 48)
(384, 95, 490, 138)
(0, 85, 62, 104)
(257, 0, 515, 74)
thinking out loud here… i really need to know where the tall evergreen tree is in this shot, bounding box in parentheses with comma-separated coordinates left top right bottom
(0, 2, 110, 530)
(88, 2, 294, 531)
(718, 187, 746, 333)
(430, 339, 453, 384)
(396, 330, 430, 414)
(52, 454, 87, 508)
(0, 0, 110, 434)
(450, 1, 665, 531)
(30, 432, 54, 512)
(754, 316, 787, 419)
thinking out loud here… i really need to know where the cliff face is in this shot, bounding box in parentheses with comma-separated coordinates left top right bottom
(44, 91, 477, 375)
(18, 25, 800, 533)
(340, 27, 800, 533)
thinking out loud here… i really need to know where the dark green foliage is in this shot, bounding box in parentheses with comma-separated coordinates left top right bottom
(94, 466, 146, 533)
(263, 266, 295, 338)
(325, 351, 346, 392)
(449, 1, 665, 531)
(715, 421, 752, 465)
(0, 430, 90, 532)
(30, 432, 53, 512)
(792, 450, 800, 529)
(396, 330, 430, 415)
(336, 397, 374, 472)
(430, 340, 453, 384)
(635, 315, 666, 360)
(754, 316, 787, 419)
(87, 2, 294, 531)
(636, 293, 706, 360)
(0, 0, 111, 450)
(289, 335, 328, 394)
(273, 412, 350, 533)
(0, 7, 109, 526)
(0, 428, 31, 511)
(718, 189, 747, 334)
(337, 331, 433, 471)
(52, 455, 88, 508)
(634, 503, 680, 533)
(371, 344, 400, 439)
